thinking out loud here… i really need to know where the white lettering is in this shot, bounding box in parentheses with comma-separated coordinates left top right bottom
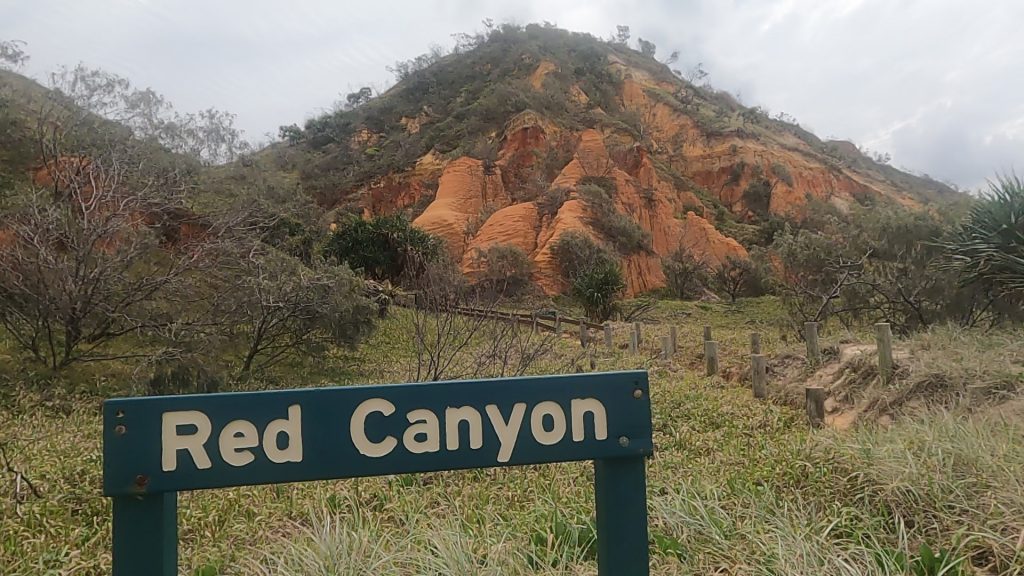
(218, 419, 259, 467)
(263, 404, 303, 464)
(485, 403, 526, 463)
(445, 406, 483, 451)
(161, 410, 212, 472)
(570, 398, 608, 442)
(530, 401, 567, 446)
(352, 398, 397, 457)
(403, 409, 440, 454)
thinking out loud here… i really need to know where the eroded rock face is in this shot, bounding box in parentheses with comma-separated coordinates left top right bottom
(334, 57, 945, 297)
(413, 157, 508, 257)
(406, 126, 747, 296)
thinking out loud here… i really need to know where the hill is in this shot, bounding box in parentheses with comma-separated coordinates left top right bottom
(266, 24, 958, 296)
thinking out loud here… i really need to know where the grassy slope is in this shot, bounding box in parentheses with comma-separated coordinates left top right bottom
(1, 298, 1021, 575)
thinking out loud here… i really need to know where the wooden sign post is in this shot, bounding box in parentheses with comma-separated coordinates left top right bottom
(104, 372, 654, 576)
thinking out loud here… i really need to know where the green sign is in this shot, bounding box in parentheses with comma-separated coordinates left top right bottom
(104, 371, 653, 575)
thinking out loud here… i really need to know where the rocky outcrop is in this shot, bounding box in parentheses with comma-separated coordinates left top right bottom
(331, 48, 952, 297)
(407, 126, 748, 296)
(413, 157, 508, 256)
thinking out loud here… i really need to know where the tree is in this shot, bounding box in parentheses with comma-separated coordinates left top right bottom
(48, 64, 251, 164)
(571, 262, 625, 322)
(231, 252, 375, 375)
(0, 149, 235, 369)
(713, 257, 753, 303)
(552, 230, 615, 280)
(638, 38, 657, 57)
(662, 248, 709, 299)
(0, 39, 28, 70)
(614, 25, 631, 45)
(344, 87, 373, 110)
(662, 50, 680, 66)
(323, 214, 441, 284)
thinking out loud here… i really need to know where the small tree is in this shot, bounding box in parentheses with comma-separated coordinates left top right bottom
(0, 155, 231, 369)
(231, 252, 375, 375)
(662, 248, 709, 300)
(713, 257, 753, 303)
(472, 244, 533, 298)
(637, 38, 657, 57)
(323, 214, 441, 284)
(344, 87, 373, 110)
(614, 25, 631, 45)
(0, 39, 29, 70)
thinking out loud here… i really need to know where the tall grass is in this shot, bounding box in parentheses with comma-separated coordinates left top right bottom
(1, 299, 1022, 575)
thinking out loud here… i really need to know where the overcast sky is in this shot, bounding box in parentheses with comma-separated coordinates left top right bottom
(3, 0, 1022, 190)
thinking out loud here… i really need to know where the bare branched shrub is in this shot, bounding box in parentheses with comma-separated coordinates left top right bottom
(402, 260, 580, 382)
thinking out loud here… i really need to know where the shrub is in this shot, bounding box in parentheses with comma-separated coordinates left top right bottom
(662, 248, 709, 300)
(941, 173, 1024, 297)
(551, 230, 616, 280)
(741, 177, 775, 221)
(323, 214, 441, 284)
(472, 244, 533, 297)
(536, 187, 570, 219)
(577, 184, 651, 254)
(770, 161, 794, 187)
(232, 253, 377, 375)
(570, 262, 625, 322)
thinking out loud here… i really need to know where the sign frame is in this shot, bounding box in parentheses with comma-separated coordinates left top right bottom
(103, 371, 653, 575)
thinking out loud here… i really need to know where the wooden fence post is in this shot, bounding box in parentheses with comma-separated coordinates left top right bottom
(704, 341, 719, 376)
(751, 354, 767, 399)
(531, 316, 538, 335)
(554, 312, 561, 335)
(751, 332, 761, 355)
(804, 322, 821, 366)
(805, 386, 826, 428)
(875, 322, 894, 384)
(633, 322, 642, 347)
(629, 330, 638, 354)
(580, 321, 589, 348)
(660, 336, 671, 361)
(703, 326, 712, 342)
(669, 326, 678, 355)
(604, 323, 613, 348)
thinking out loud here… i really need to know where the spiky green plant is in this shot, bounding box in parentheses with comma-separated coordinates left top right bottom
(941, 173, 1024, 295)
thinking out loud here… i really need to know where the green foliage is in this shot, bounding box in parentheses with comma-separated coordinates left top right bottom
(551, 230, 615, 280)
(772, 202, 1021, 334)
(941, 173, 1024, 296)
(322, 214, 441, 284)
(577, 184, 651, 254)
(232, 255, 376, 375)
(529, 512, 597, 569)
(570, 261, 625, 322)
(741, 177, 775, 221)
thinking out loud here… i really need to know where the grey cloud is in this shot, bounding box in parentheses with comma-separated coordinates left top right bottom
(2, 0, 1021, 189)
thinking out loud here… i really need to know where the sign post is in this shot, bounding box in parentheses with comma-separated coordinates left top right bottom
(104, 371, 653, 575)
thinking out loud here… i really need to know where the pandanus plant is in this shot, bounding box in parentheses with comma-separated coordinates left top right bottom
(941, 173, 1024, 296)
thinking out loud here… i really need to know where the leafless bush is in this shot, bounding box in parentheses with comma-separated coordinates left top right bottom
(402, 260, 582, 382)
